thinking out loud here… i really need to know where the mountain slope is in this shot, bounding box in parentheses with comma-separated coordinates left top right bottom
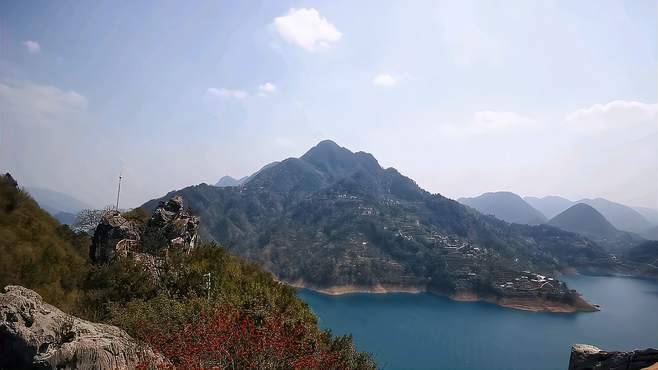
(0, 174, 90, 312)
(642, 225, 658, 241)
(459, 192, 548, 225)
(144, 140, 619, 312)
(623, 240, 658, 278)
(577, 198, 652, 234)
(548, 204, 618, 237)
(215, 175, 245, 187)
(633, 206, 658, 226)
(215, 162, 280, 188)
(524, 196, 575, 219)
(25, 186, 91, 215)
(547, 204, 644, 252)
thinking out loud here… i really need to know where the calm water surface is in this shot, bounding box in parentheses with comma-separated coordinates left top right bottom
(298, 276, 658, 370)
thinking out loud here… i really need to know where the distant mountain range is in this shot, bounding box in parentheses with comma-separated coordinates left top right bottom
(145, 140, 634, 312)
(25, 186, 90, 225)
(458, 191, 656, 241)
(458, 192, 547, 225)
(523, 195, 655, 236)
(547, 204, 643, 252)
(576, 198, 652, 235)
(548, 204, 618, 237)
(214, 162, 280, 188)
(215, 175, 246, 187)
(524, 196, 575, 220)
(633, 206, 658, 226)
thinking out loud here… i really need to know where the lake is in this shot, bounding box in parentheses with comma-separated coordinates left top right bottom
(298, 276, 658, 370)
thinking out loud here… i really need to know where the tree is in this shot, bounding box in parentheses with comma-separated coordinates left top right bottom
(72, 206, 113, 235)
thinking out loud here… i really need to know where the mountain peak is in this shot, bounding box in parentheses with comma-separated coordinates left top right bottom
(315, 139, 341, 149)
(215, 176, 242, 187)
(302, 140, 351, 158)
(301, 140, 380, 177)
(548, 203, 618, 237)
(458, 191, 547, 225)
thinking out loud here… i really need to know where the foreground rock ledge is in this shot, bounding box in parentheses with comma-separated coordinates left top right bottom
(569, 344, 658, 370)
(0, 285, 165, 370)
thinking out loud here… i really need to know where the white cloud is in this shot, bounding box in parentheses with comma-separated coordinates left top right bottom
(0, 81, 87, 126)
(207, 87, 249, 100)
(274, 8, 342, 52)
(440, 111, 538, 136)
(372, 74, 397, 87)
(22, 40, 41, 54)
(565, 100, 657, 132)
(258, 82, 277, 94)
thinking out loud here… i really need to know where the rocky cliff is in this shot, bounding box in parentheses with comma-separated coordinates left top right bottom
(0, 285, 165, 370)
(90, 195, 199, 265)
(568, 344, 658, 370)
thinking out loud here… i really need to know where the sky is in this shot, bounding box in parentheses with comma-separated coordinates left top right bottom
(0, 0, 656, 209)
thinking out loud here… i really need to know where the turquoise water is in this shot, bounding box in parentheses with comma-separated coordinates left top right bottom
(298, 276, 658, 370)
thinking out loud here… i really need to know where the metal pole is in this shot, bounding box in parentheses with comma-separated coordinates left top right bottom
(115, 173, 122, 210)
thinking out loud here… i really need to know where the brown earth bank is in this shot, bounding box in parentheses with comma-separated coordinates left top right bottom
(289, 281, 597, 313)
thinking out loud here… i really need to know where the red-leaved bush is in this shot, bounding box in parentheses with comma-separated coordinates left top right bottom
(138, 306, 346, 370)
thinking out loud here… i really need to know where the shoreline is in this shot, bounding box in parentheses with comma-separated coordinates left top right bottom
(290, 281, 597, 313)
(288, 282, 425, 295)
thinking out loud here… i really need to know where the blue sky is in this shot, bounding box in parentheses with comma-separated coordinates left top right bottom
(0, 0, 656, 209)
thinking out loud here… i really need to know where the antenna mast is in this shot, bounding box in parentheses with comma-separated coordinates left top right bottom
(115, 172, 122, 210)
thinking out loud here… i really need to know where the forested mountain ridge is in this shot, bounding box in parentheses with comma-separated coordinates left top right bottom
(144, 140, 623, 312)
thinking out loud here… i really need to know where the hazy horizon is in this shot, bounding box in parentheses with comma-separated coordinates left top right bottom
(1, 0, 656, 209)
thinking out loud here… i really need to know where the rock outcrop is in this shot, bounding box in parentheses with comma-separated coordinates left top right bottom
(90, 210, 141, 263)
(90, 196, 199, 265)
(568, 344, 658, 370)
(3, 173, 18, 188)
(142, 195, 199, 255)
(0, 285, 165, 370)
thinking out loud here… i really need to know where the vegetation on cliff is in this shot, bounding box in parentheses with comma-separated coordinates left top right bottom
(0, 174, 376, 369)
(0, 174, 90, 312)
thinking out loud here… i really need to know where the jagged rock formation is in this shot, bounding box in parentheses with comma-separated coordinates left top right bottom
(142, 195, 199, 255)
(568, 344, 658, 370)
(0, 285, 165, 370)
(90, 196, 199, 265)
(90, 210, 141, 263)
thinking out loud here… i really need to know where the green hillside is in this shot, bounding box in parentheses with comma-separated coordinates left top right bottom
(0, 173, 375, 369)
(0, 174, 90, 312)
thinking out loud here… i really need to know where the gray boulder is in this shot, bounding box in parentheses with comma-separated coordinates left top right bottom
(0, 285, 165, 370)
(568, 343, 658, 370)
(90, 210, 141, 264)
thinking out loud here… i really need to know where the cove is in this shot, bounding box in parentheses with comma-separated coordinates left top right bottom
(298, 276, 658, 370)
